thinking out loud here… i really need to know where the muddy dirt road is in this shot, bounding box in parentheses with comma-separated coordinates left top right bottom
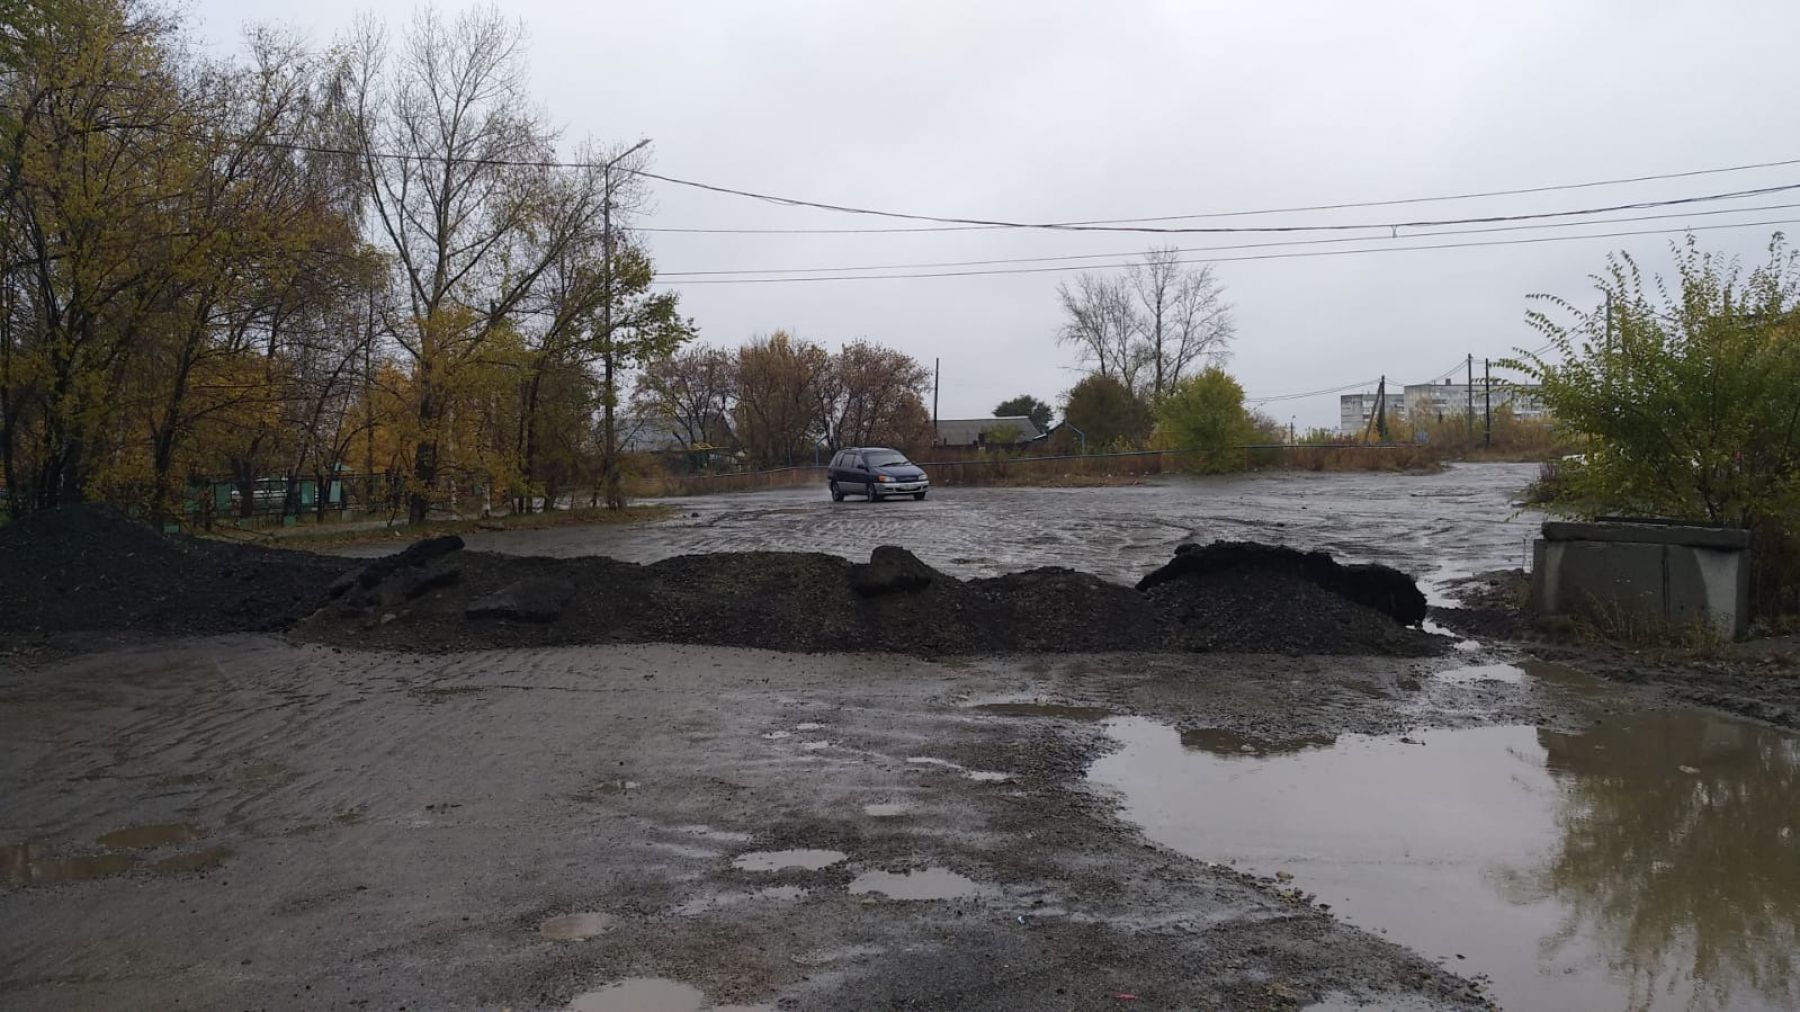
(7, 463, 1797, 1010)
(333, 463, 1544, 601)
(4, 640, 1505, 1010)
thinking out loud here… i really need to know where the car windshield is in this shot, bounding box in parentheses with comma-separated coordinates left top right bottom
(864, 452, 910, 468)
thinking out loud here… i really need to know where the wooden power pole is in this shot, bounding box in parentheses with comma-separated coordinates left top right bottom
(1465, 354, 1474, 440)
(1483, 358, 1492, 449)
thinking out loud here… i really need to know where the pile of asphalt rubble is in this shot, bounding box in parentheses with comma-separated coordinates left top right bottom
(1, 505, 1440, 656)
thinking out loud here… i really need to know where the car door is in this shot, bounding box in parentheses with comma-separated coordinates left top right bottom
(850, 452, 873, 490)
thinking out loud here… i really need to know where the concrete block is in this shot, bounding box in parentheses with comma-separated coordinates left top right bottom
(1531, 520, 1751, 640)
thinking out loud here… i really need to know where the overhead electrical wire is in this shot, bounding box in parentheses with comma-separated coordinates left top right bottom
(638, 154, 1800, 233)
(657, 215, 1800, 285)
(1246, 344, 1559, 405)
(635, 179, 1800, 236)
(1246, 378, 1382, 404)
(656, 199, 1800, 277)
(234, 134, 1800, 235)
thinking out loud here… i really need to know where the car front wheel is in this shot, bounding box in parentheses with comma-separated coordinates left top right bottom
(868, 483, 882, 501)
(830, 481, 844, 502)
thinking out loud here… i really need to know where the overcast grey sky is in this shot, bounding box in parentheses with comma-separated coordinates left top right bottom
(192, 0, 1800, 428)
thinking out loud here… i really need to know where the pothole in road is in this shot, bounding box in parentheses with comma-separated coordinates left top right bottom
(96, 822, 198, 850)
(1434, 662, 1525, 684)
(849, 867, 987, 901)
(731, 849, 845, 872)
(566, 977, 773, 1012)
(568, 978, 703, 1012)
(969, 702, 1116, 721)
(674, 885, 808, 916)
(540, 911, 617, 940)
(149, 846, 231, 874)
(905, 756, 1013, 782)
(2, 846, 133, 886)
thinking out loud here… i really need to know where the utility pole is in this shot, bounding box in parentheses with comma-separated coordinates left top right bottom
(932, 357, 940, 439)
(1364, 375, 1387, 443)
(598, 138, 651, 511)
(364, 286, 376, 512)
(1483, 357, 1492, 449)
(1465, 354, 1474, 441)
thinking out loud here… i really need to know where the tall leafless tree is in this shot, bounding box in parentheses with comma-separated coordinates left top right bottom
(1129, 245, 1234, 398)
(1056, 273, 1145, 392)
(1058, 247, 1235, 399)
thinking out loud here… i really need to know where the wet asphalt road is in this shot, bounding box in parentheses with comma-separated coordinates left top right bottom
(351, 462, 1545, 601)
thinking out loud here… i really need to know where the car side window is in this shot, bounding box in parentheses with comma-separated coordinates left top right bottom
(854, 454, 868, 470)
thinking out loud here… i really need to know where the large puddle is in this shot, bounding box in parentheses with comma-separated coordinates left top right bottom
(347, 463, 1545, 593)
(1090, 700, 1800, 1011)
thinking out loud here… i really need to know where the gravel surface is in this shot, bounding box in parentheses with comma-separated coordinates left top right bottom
(0, 506, 349, 648)
(298, 544, 1444, 657)
(0, 638, 1497, 1011)
(0, 505, 1443, 658)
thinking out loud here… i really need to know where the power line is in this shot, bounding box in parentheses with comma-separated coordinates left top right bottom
(1246, 343, 1560, 406)
(1247, 378, 1382, 403)
(638, 178, 1800, 235)
(660, 215, 1800, 285)
(640, 155, 1800, 234)
(657, 199, 1800, 277)
(236, 134, 1800, 235)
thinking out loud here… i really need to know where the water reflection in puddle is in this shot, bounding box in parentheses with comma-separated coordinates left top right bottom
(731, 849, 844, 872)
(1090, 710, 1800, 1012)
(1433, 662, 1525, 684)
(1181, 727, 1338, 757)
(96, 822, 197, 850)
(970, 702, 1117, 721)
(566, 977, 773, 1012)
(674, 885, 807, 916)
(849, 867, 985, 901)
(568, 978, 706, 1012)
(149, 846, 231, 874)
(540, 911, 616, 940)
(1, 846, 133, 886)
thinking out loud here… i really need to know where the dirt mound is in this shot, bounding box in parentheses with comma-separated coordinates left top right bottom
(0, 505, 350, 643)
(1148, 566, 1438, 655)
(299, 542, 1443, 657)
(1139, 541, 1429, 626)
(2, 510, 1443, 658)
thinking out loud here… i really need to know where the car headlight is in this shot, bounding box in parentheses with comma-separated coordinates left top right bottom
(877, 475, 893, 483)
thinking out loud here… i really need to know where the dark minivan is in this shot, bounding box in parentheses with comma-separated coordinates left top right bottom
(828, 447, 929, 501)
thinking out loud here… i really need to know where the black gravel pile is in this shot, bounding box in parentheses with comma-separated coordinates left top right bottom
(1139, 541, 1429, 626)
(1146, 565, 1441, 656)
(0, 505, 350, 640)
(1, 508, 1444, 658)
(303, 542, 1443, 657)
